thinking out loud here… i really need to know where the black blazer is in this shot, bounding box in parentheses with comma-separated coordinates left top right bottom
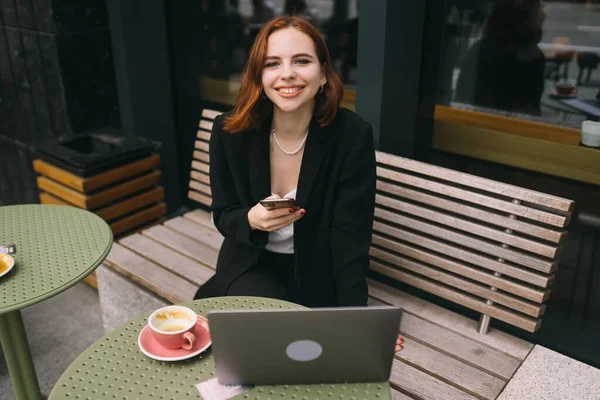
(209, 107, 376, 307)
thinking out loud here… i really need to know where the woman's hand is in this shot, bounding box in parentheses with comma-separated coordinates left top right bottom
(395, 337, 404, 352)
(248, 195, 306, 232)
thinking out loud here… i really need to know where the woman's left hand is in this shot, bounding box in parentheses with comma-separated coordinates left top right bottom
(395, 337, 404, 352)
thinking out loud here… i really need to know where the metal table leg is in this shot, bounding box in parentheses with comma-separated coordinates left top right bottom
(0, 310, 42, 400)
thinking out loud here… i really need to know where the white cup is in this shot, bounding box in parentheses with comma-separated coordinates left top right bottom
(581, 120, 600, 148)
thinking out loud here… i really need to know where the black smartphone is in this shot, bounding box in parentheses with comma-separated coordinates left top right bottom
(259, 198, 301, 210)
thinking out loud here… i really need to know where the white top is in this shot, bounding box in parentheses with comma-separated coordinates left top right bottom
(264, 188, 297, 254)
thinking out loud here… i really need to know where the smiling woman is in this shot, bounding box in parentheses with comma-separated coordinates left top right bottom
(193, 16, 380, 312)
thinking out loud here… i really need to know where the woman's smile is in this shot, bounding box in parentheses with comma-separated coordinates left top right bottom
(275, 86, 306, 97)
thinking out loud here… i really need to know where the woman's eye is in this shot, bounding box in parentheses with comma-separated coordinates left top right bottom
(265, 62, 279, 68)
(296, 59, 310, 64)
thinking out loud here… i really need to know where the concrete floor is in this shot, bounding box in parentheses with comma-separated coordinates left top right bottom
(0, 283, 104, 400)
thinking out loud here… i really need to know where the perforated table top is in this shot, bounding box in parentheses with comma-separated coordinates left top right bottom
(49, 297, 391, 400)
(0, 204, 113, 313)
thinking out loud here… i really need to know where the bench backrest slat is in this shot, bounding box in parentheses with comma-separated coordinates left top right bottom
(369, 254, 544, 317)
(375, 207, 557, 274)
(376, 181, 565, 243)
(373, 151, 572, 333)
(376, 152, 574, 213)
(376, 194, 559, 258)
(191, 170, 210, 185)
(377, 167, 569, 228)
(370, 259, 542, 332)
(193, 151, 210, 164)
(372, 233, 550, 303)
(194, 141, 210, 153)
(372, 227, 552, 288)
(190, 181, 211, 196)
(202, 109, 222, 120)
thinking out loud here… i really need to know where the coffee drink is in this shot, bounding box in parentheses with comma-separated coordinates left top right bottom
(161, 324, 187, 332)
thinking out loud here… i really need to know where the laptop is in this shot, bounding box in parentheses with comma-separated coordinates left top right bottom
(561, 88, 600, 119)
(207, 306, 402, 386)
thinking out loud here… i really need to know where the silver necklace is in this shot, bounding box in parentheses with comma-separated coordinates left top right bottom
(271, 128, 309, 155)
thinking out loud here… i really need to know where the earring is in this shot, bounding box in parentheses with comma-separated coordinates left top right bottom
(320, 84, 325, 93)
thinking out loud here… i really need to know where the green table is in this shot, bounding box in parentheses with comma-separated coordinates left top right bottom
(49, 297, 391, 400)
(0, 204, 113, 400)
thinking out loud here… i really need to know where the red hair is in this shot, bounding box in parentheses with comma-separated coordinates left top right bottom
(224, 16, 343, 132)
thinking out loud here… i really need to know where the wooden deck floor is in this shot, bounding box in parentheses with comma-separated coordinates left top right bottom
(104, 209, 534, 400)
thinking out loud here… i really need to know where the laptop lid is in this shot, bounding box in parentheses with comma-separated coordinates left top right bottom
(207, 306, 402, 386)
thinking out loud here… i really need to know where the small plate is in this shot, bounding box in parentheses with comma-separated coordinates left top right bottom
(138, 315, 212, 362)
(0, 254, 15, 279)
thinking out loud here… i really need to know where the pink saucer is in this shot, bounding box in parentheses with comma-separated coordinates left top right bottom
(138, 315, 212, 361)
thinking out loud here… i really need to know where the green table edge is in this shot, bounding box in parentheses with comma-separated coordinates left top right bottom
(0, 210, 113, 314)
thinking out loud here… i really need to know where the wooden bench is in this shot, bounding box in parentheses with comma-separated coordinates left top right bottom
(97, 109, 574, 400)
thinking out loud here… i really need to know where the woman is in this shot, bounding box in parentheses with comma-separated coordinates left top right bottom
(455, 0, 546, 115)
(196, 15, 403, 353)
(195, 16, 373, 308)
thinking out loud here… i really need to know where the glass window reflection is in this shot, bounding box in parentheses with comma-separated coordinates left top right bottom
(437, 0, 600, 127)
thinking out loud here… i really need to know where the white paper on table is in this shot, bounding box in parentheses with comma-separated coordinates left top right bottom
(196, 377, 253, 400)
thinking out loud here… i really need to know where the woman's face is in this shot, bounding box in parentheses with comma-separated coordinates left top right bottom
(261, 27, 326, 115)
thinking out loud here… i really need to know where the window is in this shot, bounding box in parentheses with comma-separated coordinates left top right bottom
(436, 0, 600, 129)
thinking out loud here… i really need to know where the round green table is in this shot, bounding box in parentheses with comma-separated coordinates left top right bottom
(0, 204, 113, 400)
(49, 297, 391, 400)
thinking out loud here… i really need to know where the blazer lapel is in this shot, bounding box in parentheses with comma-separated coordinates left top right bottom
(296, 118, 331, 208)
(249, 117, 272, 203)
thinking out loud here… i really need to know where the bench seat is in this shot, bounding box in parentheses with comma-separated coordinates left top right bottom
(99, 207, 533, 400)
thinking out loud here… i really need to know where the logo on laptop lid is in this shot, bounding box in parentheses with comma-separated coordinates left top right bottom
(286, 340, 323, 362)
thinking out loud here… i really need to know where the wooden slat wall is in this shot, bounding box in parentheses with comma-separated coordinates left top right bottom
(372, 151, 573, 332)
(38, 171, 163, 210)
(95, 187, 165, 222)
(35, 153, 167, 240)
(187, 109, 222, 207)
(33, 154, 161, 192)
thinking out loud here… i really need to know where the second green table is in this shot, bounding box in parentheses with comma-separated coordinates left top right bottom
(49, 296, 392, 400)
(0, 204, 113, 400)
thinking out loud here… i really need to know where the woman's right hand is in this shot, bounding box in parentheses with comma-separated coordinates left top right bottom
(248, 196, 306, 232)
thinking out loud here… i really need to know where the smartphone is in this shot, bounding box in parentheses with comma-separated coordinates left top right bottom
(260, 198, 301, 210)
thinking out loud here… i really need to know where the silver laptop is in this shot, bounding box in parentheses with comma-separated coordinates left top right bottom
(207, 306, 402, 385)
